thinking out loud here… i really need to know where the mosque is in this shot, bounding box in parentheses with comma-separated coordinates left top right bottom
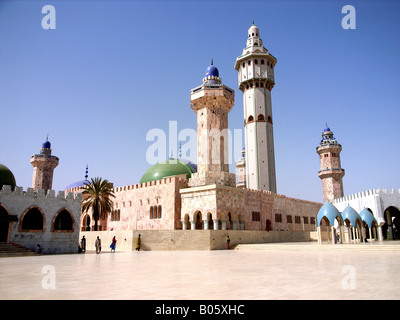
(0, 24, 399, 253)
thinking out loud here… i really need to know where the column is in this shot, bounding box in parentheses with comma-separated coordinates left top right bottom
(331, 226, 335, 245)
(221, 220, 227, 230)
(232, 221, 237, 230)
(378, 225, 383, 241)
(369, 227, 373, 242)
(190, 221, 196, 230)
(203, 220, 209, 230)
(213, 219, 219, 230)
(182, 221, 187, 230)
(317, 226, 322, 245)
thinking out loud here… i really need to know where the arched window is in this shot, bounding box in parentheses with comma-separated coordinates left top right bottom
(53, 209, 73, 231)
(261, 59, 265, 65)
(254, 59, 258, 64)
(150, 206, 153, 219)
(242, 63, 245, 68)
(257, 114, 265, 121)
(267, 116, 273, 124)
(248, 115, 254, 123)
(158, 206, 162, 219)
(21, 207, 44, 231)
(248, 60, 251, 66)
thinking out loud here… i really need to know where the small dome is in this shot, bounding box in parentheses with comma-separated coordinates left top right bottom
(0, 163, 16, 190)
(139, 159, 196, 184)
(324, 126, 330, 132)
(341, 205, 362, 227)
(360, 208, 378, 228)
(317, 201, 342, 226)
(42, 140, 51, 149)
(65, 180, 90, 190)
(205, 64, 219, 78)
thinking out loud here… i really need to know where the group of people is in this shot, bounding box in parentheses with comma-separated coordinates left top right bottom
(79, 234, 142, 253)
(79, 234, 231, 252)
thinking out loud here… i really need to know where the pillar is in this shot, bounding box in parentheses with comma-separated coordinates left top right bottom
(331, 226, 335, 245)
(190, 221, 196, 230)
(221, 220, 227, 230)
(369, 227, 373, 242)
(317, 226, 322, 245)
(232, 221, 237, 230)
(213, 220, 218, 230)
(182, 221, 187, 230)
(378, 225, 384, 242)
(203, 220, 209, 230)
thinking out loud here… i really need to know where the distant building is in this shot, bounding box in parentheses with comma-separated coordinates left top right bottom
(0, 139, 81, 254)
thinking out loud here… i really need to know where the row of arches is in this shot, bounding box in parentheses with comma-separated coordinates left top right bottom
(246, 114, 273, 125)
(0, 204, 74, 241)
(181, 211, 244, 230)
(317, 202, 400, 244)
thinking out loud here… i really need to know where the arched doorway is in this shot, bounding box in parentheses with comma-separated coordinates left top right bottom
(207, 213, 213, 230)
(383, 206, 400, 240)
(0, 206, 10, 242)
(195, 211, 203, 230)
(266, 219, 272, 231)
(82, 214, 91, 231)
(53, 209, 74, 231)
(20, 207, 44, 231)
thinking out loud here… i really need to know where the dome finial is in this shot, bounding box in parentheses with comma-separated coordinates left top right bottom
(211, 58, 213, 65)
(85, 165, 88, 180)
(252, 19, 255, 25)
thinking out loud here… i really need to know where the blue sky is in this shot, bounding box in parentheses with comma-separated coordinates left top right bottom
(0, 0, 399, 203)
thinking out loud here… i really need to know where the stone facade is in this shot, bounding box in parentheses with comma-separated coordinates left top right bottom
(0, 185, 81, 254)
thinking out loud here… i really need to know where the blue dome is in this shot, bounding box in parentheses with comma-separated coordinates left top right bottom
(324, 126, 330, 132)
(65, 180, 90, 190)
(360, 208, 378, 228)
(205, 65, 219, 78)
(42, 140, 51, 149)
(317, 201, 343, 226)
(341, 205, 362, 227)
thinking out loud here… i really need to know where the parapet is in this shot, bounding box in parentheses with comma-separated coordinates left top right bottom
(0, 185, 82, 201)
(333, 188, 400, 203)
(113, 175, 188, 193)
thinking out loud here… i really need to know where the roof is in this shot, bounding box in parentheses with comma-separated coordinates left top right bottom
(360, 208, 378, 227)
(341, 205, 362, 226)
(139, 158, 196, 184)
(0, 163, 16, 190)
(317, 201, 343, 226)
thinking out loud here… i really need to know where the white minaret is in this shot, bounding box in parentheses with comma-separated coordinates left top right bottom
(234, 23, 277, 192)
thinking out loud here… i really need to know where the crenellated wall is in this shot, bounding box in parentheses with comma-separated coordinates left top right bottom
(333, 188, 400, 226)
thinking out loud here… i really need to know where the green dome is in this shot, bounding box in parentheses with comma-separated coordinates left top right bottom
(139, 159, 196, 183)
(0, 163, 16, 190)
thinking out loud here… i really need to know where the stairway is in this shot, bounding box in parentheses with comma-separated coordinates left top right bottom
(0, 242, 40, 257)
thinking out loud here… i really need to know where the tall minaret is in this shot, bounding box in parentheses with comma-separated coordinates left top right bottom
(188, 61, 236, 187)
(316, 125, 345, 203)
(234, 23, 277, 192)
(30, 137, 59, 193)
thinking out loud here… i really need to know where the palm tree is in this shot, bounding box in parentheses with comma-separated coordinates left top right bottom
(81, 177, 115, 231)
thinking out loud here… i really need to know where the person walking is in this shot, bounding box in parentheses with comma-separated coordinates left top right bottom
(226, 235, 231, 250)
(80, 235, 86, 253)
(95, 236, 101, 254)
(136, 234, 141, 251)
(110, 236, 117, 252)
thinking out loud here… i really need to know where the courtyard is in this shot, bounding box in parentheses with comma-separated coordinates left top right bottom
(0, 242, 399, 300)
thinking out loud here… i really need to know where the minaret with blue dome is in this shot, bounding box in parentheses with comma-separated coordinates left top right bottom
(189, 60, 236, 187)
(316, 125, 345, 203)
(30, 136, 59, 193)
(234, 23, 277, 193)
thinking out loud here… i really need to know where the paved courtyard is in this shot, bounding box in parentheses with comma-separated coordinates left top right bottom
(0, 242, 399, 300)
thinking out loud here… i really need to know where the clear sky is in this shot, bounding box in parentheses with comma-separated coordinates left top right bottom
(0, 0, 399, 203)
